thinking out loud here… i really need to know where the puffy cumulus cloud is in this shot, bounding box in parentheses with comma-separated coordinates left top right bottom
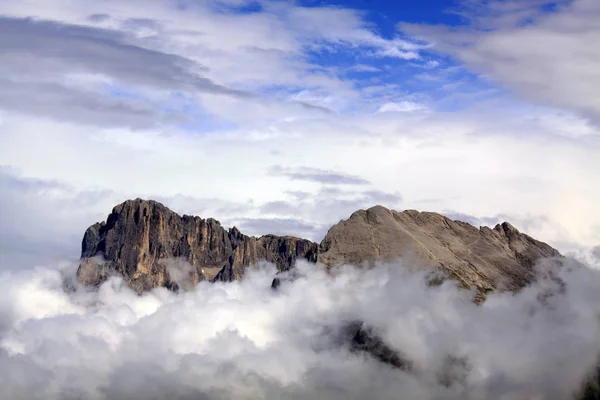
(1, 257, 600, 399)
(562, 245, 600, 271)
(593, 246, 600, 262)
(400, 0, 600, 123)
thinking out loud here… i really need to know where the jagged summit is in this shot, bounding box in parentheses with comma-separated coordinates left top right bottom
(77, 199, 560, 295)
(78, 198, 317, 293)
(319, 205, 559, 295)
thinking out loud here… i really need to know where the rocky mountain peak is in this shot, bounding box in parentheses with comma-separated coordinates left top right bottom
(78, 200, 560, 298)
(318, 205, 560, 297)
(77, 198, 318, 293)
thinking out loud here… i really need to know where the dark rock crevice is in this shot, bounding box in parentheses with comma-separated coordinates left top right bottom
(347, 322, 413, 371)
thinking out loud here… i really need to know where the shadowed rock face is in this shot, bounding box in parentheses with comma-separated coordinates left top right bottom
(77, 199, 318, 293)
(581, 365, 600, 400)
(347, 321, 413, 371)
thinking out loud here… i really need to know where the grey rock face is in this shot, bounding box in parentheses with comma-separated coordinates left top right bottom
(319, 205, 560, 298)
(78, 200, 559, 296)
(580, 364, 600, 400)
(77, 198, 318, 292)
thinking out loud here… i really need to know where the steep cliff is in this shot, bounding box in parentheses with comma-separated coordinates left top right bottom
(77, 199, 318, 293)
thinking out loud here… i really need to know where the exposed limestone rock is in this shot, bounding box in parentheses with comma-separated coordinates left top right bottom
(77, 198, 318, 293)
(214, 234, 318, 282)
(319, 205, 560, 298)
(78, 200, 560, 297)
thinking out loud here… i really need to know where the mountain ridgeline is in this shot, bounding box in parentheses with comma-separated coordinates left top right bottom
(77, 199, 600, 399)
(78, 198, 560, 296)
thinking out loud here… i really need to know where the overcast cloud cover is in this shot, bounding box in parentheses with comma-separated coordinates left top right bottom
(0, 0, 600, 398)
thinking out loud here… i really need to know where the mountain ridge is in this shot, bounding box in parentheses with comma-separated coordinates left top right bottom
(76, 199, 600, 399)
(77, 198, 560, 297)
(78, 198, 318, 293)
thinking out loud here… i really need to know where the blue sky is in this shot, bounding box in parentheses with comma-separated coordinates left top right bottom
(312, 0, 464, 29)
(168, 0, 514, 123)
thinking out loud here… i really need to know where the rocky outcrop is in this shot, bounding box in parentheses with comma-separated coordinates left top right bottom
(580, 365, 600, 400)
(78, 200, 559, 296)
(319, 205, 560, 298)
(77, 199, 596, 397)
(347, 321, 413, 371)
(77, 199, 318, 293)
(214, 234, 318, 282)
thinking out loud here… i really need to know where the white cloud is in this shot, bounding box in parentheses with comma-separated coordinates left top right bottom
(0, 0, 423, 118)
(377, 101, 427, 113)
(400, 0, 600, 122)
(1, 98, 599, 251)
(347, 64, 381, 73)
(375, 47, 420, 59)
(0, 258, 599, 398)
(424, 60, 440, 69)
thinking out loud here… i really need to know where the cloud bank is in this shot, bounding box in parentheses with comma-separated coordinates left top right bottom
(1, 257, 599, 399)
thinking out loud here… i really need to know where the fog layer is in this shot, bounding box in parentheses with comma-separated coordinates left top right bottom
(1, 259, 599, 400)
